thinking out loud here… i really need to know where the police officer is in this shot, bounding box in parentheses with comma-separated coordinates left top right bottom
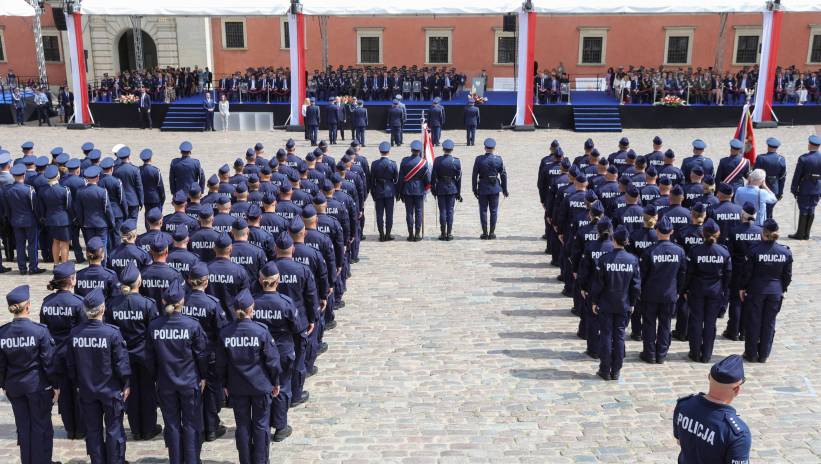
(711, 183, 743, 247)
(681, 139, 715, 180)
(75, 237, 120, 298)
(0, 285, 58, 464)
(253, 261, 301, 442)
(370, 141, 398, 241)
(607, 137, 633, 175)
(104, 261, 162, 441)
(722, 203, 762, 341)
(463, 98, 480, 146)
(41, 262, 86, 439)
(576, 214, 613, 358)
(428, 97, 445, 146)
(66, 287, 131, 464)
(639, 217, 686, 364)
(113, 146, 144, 221)
(673, 355, 751, 463)
(472, 138, 508, 239)
(146, 280, 207, 464)
(4, 164, 43, 274)
(231, 218, 268, 284)
(789, 134, 821, 240)
(715, 139, 750, 188)
(754, 137, 787, 219)
(686, 219, 731, 363)
(658, 150, 683, 188)
(169, 141, 205, 196)
(168, 225, 201, 279)
(352, 100, 368, 146)
(108, 219, 152, 278)
(398, 141, 429, 241)
(137, 208, 173, 254)
(189, 209, 220, 263)
(591, 225, 640, 381)
(164, 191, 199, 234)
(140, 234, 184, 305)
(76, 166, 116, 252)
(740, 219, 792, 363)
(388, 99, 405, 147)
(38, 165, 72, 264)
(207, 233, 252, 321)
(218, 288, 282, 461)
(327, 98, 340, 145)
(139, 149, 165, 226)
(645, 136, 665, 168)
(99, 157, 127, 251)
(305, 98, 320, 146)
(431, 139, 462, 241)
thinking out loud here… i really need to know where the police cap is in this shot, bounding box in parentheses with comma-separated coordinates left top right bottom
(99, 158, 114, 170)
(120, 219, 137, 234)
(87, 236, 105, 253)
(140, 149, 153, 161)
(718, 183, 733, 195)
(276, 232, 293, 250)
(120, 261, 140, 285)
(410, 140, 422, 152)
(301, 204, 317, 219)
(215, 233, 233, 249)
(710, 354, 744, 384)
(10, 164, 26, 176)
(702, 218, 720, 234)
(179, 141, 193, 152)
(6, 285, 29, 305)
(442, 139, 455, 150)
(232, 218, 248, 230)
(50, 147, 64, 157)
(656, 216, 673, 234)
(146, 208, 163, 223)
(190, 262, 209, 279)
(233, 289, 254, 310)
(84, 166, 102, 179)
(44, 165, 59, 180)
(162, 280, 185, 305)
(83, 288, 105, 309)
(53, 262, 76, 280)
(378, 142, 391, 153)
(116, 146, 131, 158)
(763, 218, 779, 232)
(35, 156, 49, 168)
(730, 139, 744, 150)
(173, 225, 189, 241)
(692, 139, 706, 150)
(483, 138, 496, 149)
(88, 149, 101, 161)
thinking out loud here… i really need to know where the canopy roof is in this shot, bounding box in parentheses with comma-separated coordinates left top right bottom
(531, 0, 821, 14)
(298, 0, 520, 16)
(1, 0, 36, 17)
(81, 0, 291, 16)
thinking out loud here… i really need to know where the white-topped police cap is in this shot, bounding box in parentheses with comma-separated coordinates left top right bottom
(10, 164, 26, 176)
(766, 137, 780, 148)
(378, 141, 391, 153)
(139, 149, 153, 161)
(44, 165, 59, 180)
(84, 165, 102, 178)
(81, 142, 94, 152)
(692, 139, 706, 150)
(484, 138, 496, 149)
(730, 139, 744, 150)
(442, 139, 455, 150)
(410, 140, 422, 151)
(21, 141, 34, 150)
(179, 141, 193, 152)
(809, 134, 821, 146)
(116, 146, 131, 158)
(111, 143, 125, 155)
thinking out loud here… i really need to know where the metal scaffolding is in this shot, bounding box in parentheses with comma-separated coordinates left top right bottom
(29, 0, 48, 85)
(130, 15, 144, 70)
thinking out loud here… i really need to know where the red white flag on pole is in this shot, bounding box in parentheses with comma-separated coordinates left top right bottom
(724, 103, 756, 184)
(421, 122, 436, 190)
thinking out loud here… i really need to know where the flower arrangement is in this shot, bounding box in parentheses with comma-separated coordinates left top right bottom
(115, 94, 139, 104)
(469, 93, 488, 104)
(655, 95, 687, 107)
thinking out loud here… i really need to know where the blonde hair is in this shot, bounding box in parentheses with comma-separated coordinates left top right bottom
(235, 307, 253, 320)
(8, 301, 28, 315)
(164, 301, 182, 316)
(260, 276, 278, 291)
(188, 276, 208, 290)
(86, 249, 104, 263)
(85, 303, 105, 319)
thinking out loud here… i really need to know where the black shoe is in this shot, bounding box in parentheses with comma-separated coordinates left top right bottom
(489, 233, 497, 239)
(610, 371, 620, 381)
(318, 342, 328, 355)
(361, 235, 366, 240)
(438, 234, 446, 241)
(576, 331, 585, 339)
(596, 370, 610, 381)
(386, 234, 394, 241)
(758, 357, 768, 363)
(672, 331, 687, 342)
(639, 352, 655, 364)
(325, 320, 337, 330)
(413, 233, 422, 242)
(701, 356, 711, 364)
(407, 235, 414, 242)
(556, 275, 564, 282)
(272, 425, 293, 442)
(656, 357, 666, 364)
(541, 234, 547, 239)
(480, 234, 488, 240)
(338, 300, 346, 308)
(549, 259, 559, 267)
(142, 424, 163, 440)
(19, 270, 27, 275)
(585, 350, 599, 359)
(544, 246, 550, 254)
(446, 234, 453, 241)
(743, 353, 758, 363)
(561, 288, 571, 297)
(291, 391, 309, 407)
(66, 431, 76, 440)
(378, 234, 385, 242)
(75, 431, 86, 440)
(351, 257, 359, 264)
(0, 266, 10, 273)
(205, 424, 227, 442)
(721, 331, 739, 341)
(687, 352, 700, 362)
(75, 257, 86, 264)
(30, 268, 46, 275)
(630, 332, 642, 342)
(738, 334, 745, 341)
(308, 365, 318, 377)
(570, 308, 580, 316)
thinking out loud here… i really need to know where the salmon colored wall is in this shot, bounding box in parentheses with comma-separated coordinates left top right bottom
(209, 17, 292, 78)
(0, 5, 68, 86)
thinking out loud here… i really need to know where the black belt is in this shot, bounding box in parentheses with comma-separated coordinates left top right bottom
(438, 176, 455, 182)
(803, 174, 821, 182)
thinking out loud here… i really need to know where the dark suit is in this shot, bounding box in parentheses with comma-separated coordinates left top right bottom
(305, 104, 320, 146)
(326, 103, 340, 144)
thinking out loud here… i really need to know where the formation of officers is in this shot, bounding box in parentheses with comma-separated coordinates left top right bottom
(536, 134, 820, 381)
(0, 137, 389, 464)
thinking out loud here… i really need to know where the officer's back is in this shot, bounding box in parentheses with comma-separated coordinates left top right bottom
(472, 151, 507, 195)
(67, 316, 130, 400)
(431, 152, 461, 196)
(398, 152, 428, 196)
(370, 155, 398, 199)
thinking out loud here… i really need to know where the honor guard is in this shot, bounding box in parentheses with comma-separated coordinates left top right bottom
(75, 237, 120, 298)
(716, 139, 750, 189)
(139, 149, 165, 227)
(682, 139, 715, 180)
(146, 281, 208, 464)
(370, 142, 399, 241)
(168, 225, 201, 279)
(41, 263, 86, 439)
(472, 138, 508, 239)
(207, 233, 252, 320)
(169, 141, 205, 195)
(740, 219, 792, 363)
(431, 139, 462, 240)
(639, 217, 686, 364)
(674, 355, 751, 464)
(4, 164, 43, 274)
(113, 146, 144, 220)
(352, 101, 368, 146)
(305, 98, 320, 146)
(0, 285, 59, 464)
(754, 137, 787, 218)
(218, 288, 282, 459)
(104, 262, 162, 441)
(398, 141, 429, 241)
(66, 288, 131, 464)
(139, 235, 185, 305)
(789, 134, 821, 239)
(722, 203, 762, 341)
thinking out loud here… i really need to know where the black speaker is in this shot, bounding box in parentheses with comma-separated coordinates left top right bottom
(52, 7, 67, 31)
(503, 15, 516, 32)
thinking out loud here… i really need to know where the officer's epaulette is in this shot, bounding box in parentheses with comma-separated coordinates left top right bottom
(676, 393, 696, 403)
(280, 293, 294, 304)
(206, 294, 220, 304)
(723, 411, 746, 436)
(144, 296, 158, 306)
(252, 320, 268, 330)
(103, 322, 121, 331)
(34, 321, 49, 329)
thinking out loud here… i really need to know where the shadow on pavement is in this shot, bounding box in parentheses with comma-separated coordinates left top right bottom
(498, 331, 580, 341)
(501, 309, 574, 318)
(510, 368, 598, 381)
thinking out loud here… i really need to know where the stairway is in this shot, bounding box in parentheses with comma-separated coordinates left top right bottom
(161, 104, 206, 132)
(572, 105, 622, 132)
(384, 106, 426, 134)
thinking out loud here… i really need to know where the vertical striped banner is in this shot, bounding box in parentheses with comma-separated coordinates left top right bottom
(65, 12, 91, 125)
(514, 9, 536, 127)
(752, 8, 783, 123)
(288, 12, 306, 126)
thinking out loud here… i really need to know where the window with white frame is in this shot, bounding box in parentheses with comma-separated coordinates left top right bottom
(578, 28, 608, 65)
(664, 27, 694, 65)
(280, 17, 290, 49)
(425, 28, 452, 64)
(808, 26, 821, 64)
(356, 28, 382, 65)
(42, 29, 62, 63)
(0, 29, 6, 63)
(733, 26, 761, 65)
(494, 28, 515, 65)
(222, 19, 247, 49)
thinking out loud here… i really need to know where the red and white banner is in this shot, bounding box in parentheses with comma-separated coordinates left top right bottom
(422, 123, 436, 190)
(734, 104, 757, 167)
(65, 12, 91, 125)
(288, 12, 306, 126)
(514, 9, 537, 126)
(752, 8, 784, 123)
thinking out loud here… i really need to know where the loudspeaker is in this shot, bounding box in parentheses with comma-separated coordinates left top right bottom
(52, 8, 67, 31)
(503, 15, 516, 32)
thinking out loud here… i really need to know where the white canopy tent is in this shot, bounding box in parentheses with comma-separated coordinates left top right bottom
(298, 0, 519, 16)
(80, 0, 290, 16)
(0, 0, 35, 17)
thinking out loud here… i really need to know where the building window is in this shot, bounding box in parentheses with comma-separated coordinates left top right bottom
(222, 19, 246, 49)
(733, 26, 761, 65)
(578, 28, 608, 65)
(42, 30, 62, 63)
(808, 27, 821, 64)
(664, 27, 694, 65)
(494, 29, 515, 65)
(356, 28, 382, 65)
(425, 28, 452, 64)
(280, 17, 290, 49)
(0, 29, 6, 63)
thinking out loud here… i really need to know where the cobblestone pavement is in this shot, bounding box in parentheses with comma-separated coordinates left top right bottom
(0, 125, 819, 463)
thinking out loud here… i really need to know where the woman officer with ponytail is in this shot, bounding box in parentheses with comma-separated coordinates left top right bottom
(577, 214, 614, 360)
(0, 285, 59, 464)
(218, 288, 281, 464)
(146, 280, 208, 464)
(626, 204, 658, 341)
(41, 262, 86, 440)
(105, 261, 161, 441)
